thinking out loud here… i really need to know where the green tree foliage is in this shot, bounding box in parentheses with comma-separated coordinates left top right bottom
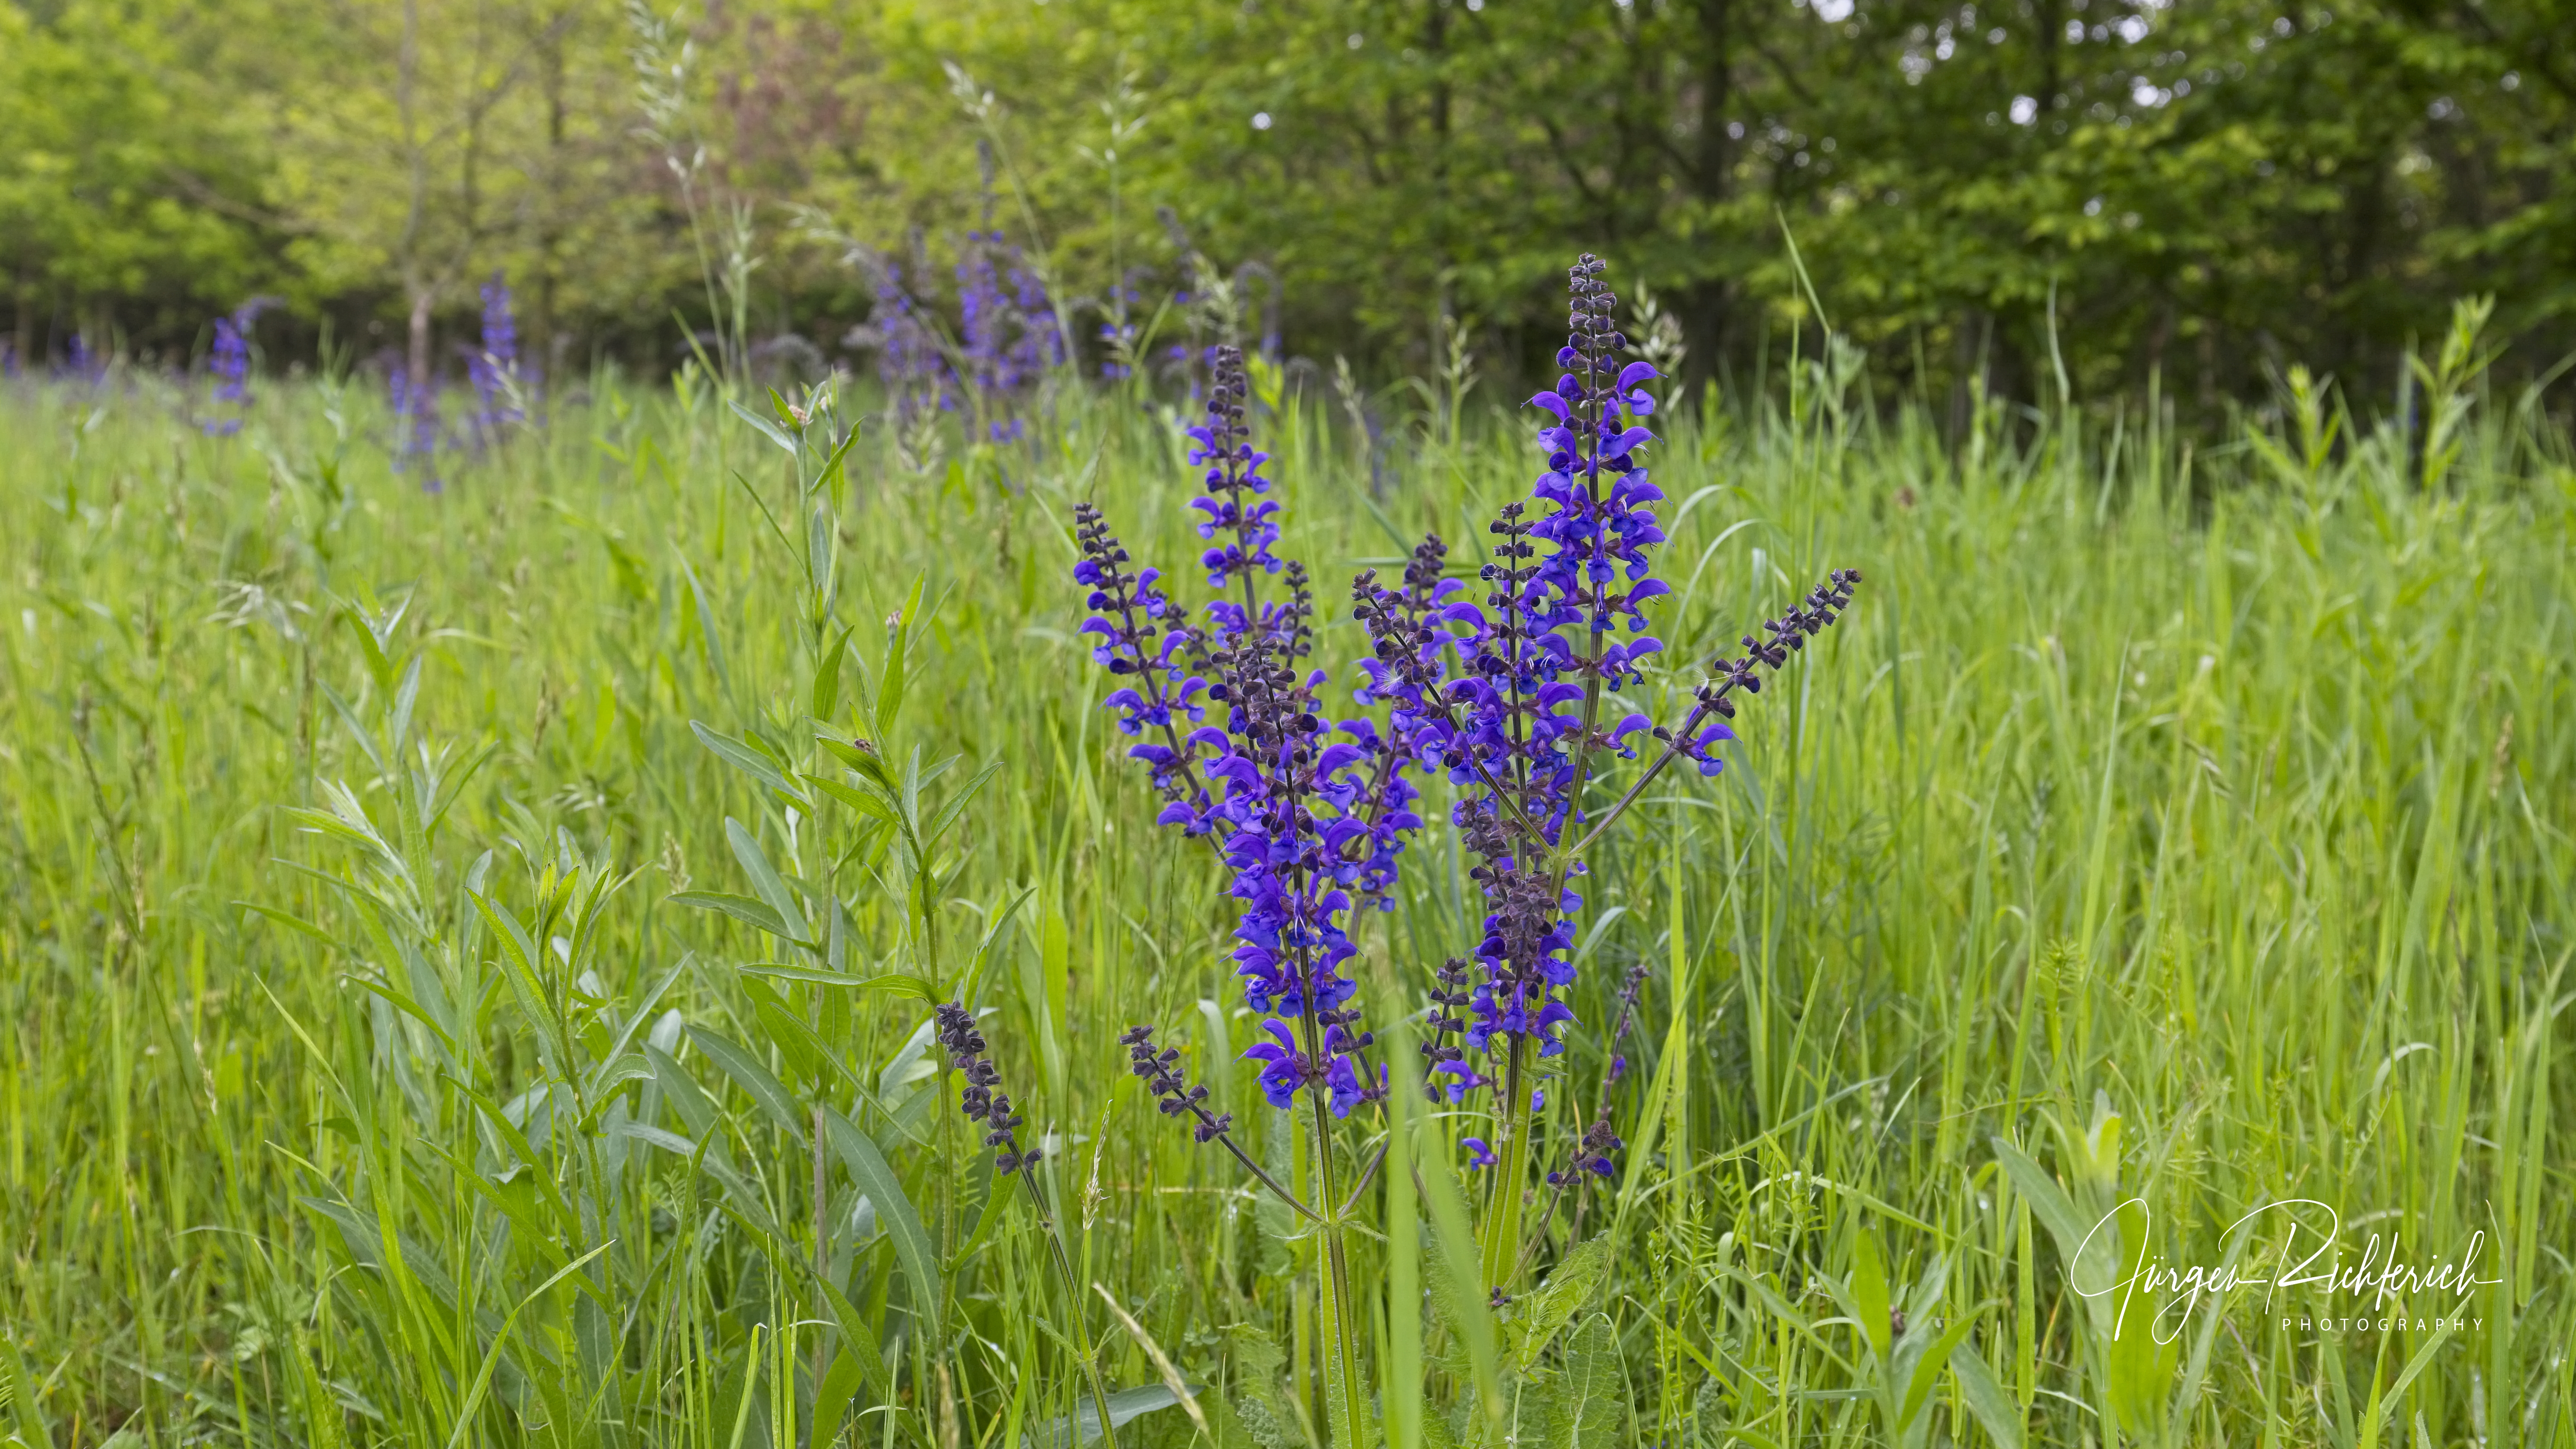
(2, 0, 2569, 399)
(0, 0, 274, 357)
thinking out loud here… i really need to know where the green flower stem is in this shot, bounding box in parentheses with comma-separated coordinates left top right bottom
(1309, 1084, 1368, 1448)
(1478, 1038, 1531, 1296)
(1022, 1171, 1121, 1449)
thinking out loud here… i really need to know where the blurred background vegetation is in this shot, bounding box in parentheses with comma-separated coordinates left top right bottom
(3, 0, 2572, 408)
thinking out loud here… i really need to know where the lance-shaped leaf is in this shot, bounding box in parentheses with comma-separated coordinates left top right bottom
(821, 1106, 942, 1341)
(724, 817, 811, 951)
(740, 960, 935, 999)
(668, 891, 813, 949)
(686, 1024, 806, 1139)
(691, 722, 807, 809)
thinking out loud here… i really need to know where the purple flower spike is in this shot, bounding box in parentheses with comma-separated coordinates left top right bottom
(1186, 346, 1282, 590)
(1124, 1024, 1237, 1144)
(467, 272, 523, 440)
(1076, 345, 1424, 1135)
(934, 230, 1063, 443)
(202, 298, 274, 436)
(938, 1003, 1039, 1175)
(1349, 254, 1682, 1066)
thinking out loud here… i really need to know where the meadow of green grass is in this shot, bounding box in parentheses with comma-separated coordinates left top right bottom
(0, 347, 2570, 1449)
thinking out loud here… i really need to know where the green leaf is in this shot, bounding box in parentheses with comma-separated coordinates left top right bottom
(739, 961, 934, 998)
(1400, 1060, 1499, 1429)
(2359, 1322, 2455, 1449)
(821, 1107, 943, 1343)
(810, 1269, 894, 1404)
(1025, 1384, 1201, 1449)
(298, 1196, 462, 1309)
(617, 1115, 783, 1241)
(1989, 1136, 2092, 1268)
(1853, 1229, 1892, 1366)
(645, 1043, 719, 1140)
(2105, 1215, 2179, 1437)
(742, 977, 831, 1085)
(817, 736, 894, 788)
(339, 605, 398, 690)
(1554, 1317, 1623, 1449)
(723, 816, 811, 951)
(671, 552, 731, 691)
(812, 1350, 868, 1449)
(232, 899, 341, 948)
(668, 891, 813, 949)
(685, 1024, 806, 1139)
(812, 624, 856, 721)
(805, 773, 897, 822)
(690, 722, 806, 808)
(1900, 1311, 1988, 1430)
(729, 396, 797, 455)
(874, 573, 926, 737)
(612, 1119, 699, 1157)
(1513, 1236, 1611, 1369)
(808, 499, 836, 604)
(919, 759, 1003, 846)
(1948, 1342, 2025, 1449)
(3, 1319, 54, 1447)
(444, 1245, 612, 1449)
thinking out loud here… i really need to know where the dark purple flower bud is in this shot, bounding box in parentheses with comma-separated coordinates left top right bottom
(936, 1002, 1038, 1174)
(1125, 1023, 1242, 1147)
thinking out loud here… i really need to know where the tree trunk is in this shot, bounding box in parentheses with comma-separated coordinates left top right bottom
(1683, 0, 1738, 395)
(409, 289, 435, 396)
(535, 7, 568, 378)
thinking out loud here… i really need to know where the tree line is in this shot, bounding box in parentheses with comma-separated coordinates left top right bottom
(3, 0, 2568, 410)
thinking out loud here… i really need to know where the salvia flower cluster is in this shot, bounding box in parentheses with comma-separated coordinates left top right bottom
(860, 233, 1063, 440)
(956, 230, 1065, 440)
(1078, 346, 1434, 1138)
(1071, 253, 1860, 1294)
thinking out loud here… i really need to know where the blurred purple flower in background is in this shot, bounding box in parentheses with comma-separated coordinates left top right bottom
(952, 230, 1063, 442)
(466, 272, 523, 440)
(202, 299, 276, 437)
(864, 263, 948, 420)
(59, 334, 108, 387)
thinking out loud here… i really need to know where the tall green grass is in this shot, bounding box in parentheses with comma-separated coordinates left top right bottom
(1, 343, 2570, 1449)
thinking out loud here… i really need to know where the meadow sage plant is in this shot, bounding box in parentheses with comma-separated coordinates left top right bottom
(201, 298, 273, 436)
(1073, 252, 1861, 1434)
(955, 229, 1065, 441)
(466, 271, 523, 440)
